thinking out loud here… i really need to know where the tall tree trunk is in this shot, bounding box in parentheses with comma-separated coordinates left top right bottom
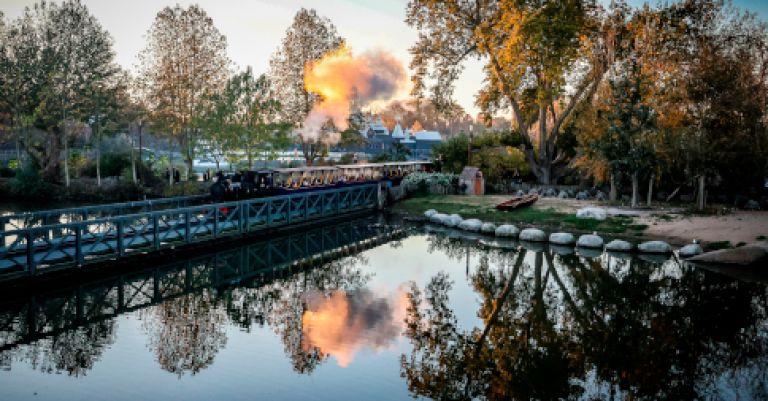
(168, 148, 174, 186)
(63, 129, 70, 188)
(96, 129, 101, 187)
(697, 175, 706, 211)
(631, 172, 639, 208)
(647, 173, 654, 207)
(609, 173, 617, 201)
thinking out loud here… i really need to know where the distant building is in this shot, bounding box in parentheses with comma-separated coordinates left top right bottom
(338, 116, 444, 160)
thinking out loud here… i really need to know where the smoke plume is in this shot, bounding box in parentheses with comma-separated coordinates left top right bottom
(301, 45, 408, 142)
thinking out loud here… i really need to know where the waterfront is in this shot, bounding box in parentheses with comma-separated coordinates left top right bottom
(0, 216, 766, 400)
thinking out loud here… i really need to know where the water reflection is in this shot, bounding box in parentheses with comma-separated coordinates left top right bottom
(0, 220, 766, 401)
(403, 232, 768, 400)
(302, 286, 408, 367)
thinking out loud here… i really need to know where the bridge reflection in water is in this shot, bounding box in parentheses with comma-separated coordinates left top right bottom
(0, 217, 404, 355)
(1, 222, 768, 400)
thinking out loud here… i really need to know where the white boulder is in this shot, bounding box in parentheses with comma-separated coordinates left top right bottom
(638, 240, 673, 254)
(678, 243, 704, 258)
(444, 214, 463, 228)
(495, 224, 520, 238)
(430, 213, 449, 224)
(605, 239, 633, 252)
(577, 234, 604, 249)
(549, 232, 575, 245)
(576, 207, 607, 221)
(458, 218, 483, 232)
(480, 222, 497, 234)
(424, 209, 438, 218)
(520, 228, 547, 242)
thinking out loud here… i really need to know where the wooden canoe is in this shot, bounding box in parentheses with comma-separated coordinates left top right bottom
(496, 194, 538, 211)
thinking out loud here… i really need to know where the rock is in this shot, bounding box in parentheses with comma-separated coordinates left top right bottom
(595, 191, 608, 201)
(480, 222, 497, 234)
(744, 199, 761, 210)
(549, 232, 575, 245)
(495, 224, 520, 238)
(550, 244, 575, 255)
(577, 234, 604, 249)
(424, 209, 438, 218)
(528, 189, 539, 195)
(558, 191, 570, 199)
(578, 247, 603, 258)
(429, 213, 449, 224)
(605, 239, 633, 252)
(607, 250, 633, 260)
(688, 242, 768, 266)
(444, 214, 463, 227)
(520, 240, 546, 252)
(542, 188, 558, 197)
(519, 228, 547, 242)
(458, 218, 483, 232)
(678, 243, 704, 258)
(576, 207, 607, 221)
(576, 191, 591, 200)
(638, 240, 673, 254)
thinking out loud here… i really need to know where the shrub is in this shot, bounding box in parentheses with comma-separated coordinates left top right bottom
(9, 165, 49, 199)
(81, 152, 133, 178)
(402, 172, 458, 196)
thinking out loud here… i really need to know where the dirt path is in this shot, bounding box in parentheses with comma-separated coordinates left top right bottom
(640, 211, 768, 246)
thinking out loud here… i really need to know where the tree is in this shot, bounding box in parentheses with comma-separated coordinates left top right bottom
(596, 63, 659, 208)
(269, 8, 344, 165)
(224, 68, 290, 169)
(138, 4, 230, 182)
(269, 8, 344, 124)
(0, 0, 120, 183)
(406, 0, 629, 184)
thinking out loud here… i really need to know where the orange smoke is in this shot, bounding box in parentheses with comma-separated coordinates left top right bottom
(301, 45, 408, 141)
(301, 287, 409, 367)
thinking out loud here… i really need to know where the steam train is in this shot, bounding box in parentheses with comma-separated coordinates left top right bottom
(209, 161, 431, 202)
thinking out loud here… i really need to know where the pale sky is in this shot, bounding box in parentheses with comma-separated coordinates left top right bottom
(1, 0, 767, 117)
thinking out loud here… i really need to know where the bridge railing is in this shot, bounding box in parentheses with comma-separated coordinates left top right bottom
(0, 194, 209, 241)
(0, 184, 378, 277)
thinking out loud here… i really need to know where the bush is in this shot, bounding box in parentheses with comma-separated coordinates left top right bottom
(402, 172, 458, 196)
(9, 165, 49, 199)
(81, 153, 132, 178)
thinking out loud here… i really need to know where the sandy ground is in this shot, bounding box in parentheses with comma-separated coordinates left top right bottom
(447, 195, 768, 246)
(640, 211, 768, 246)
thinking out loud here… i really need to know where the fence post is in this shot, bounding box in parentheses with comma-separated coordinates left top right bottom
(267, 200, 273, 227)
(239, 203, 245, 234)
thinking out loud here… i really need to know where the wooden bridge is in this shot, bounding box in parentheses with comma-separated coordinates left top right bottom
(0, 184, 380, 279)
(0, 217, 405, 352)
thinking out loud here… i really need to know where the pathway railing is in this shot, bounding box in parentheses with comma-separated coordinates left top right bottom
(0, 184, 378, 277)
(0, 194, 208, 239)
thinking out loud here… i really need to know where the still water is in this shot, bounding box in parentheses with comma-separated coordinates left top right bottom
(0, 216, 766, 401)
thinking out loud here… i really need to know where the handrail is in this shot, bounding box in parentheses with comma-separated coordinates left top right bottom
(0, 184, 379, 277)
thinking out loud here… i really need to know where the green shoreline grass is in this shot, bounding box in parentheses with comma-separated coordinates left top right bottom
(392, 194, 648, 235)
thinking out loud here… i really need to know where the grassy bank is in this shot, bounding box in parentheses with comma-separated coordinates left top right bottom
(393, 194, 648, 235)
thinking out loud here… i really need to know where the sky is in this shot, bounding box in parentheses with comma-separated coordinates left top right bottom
(1, 0, 767, 117)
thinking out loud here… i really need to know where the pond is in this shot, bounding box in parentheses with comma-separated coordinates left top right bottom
(0, 215, 766, 401)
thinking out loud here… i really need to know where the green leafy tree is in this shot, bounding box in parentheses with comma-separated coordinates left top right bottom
(406, 0, 629, 184)
(138, 4, 230, 182)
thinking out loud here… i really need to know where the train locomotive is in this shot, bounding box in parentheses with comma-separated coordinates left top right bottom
(209, 161, 431, 202)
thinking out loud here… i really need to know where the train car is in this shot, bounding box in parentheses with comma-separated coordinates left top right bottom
(209, 161, 431, 202)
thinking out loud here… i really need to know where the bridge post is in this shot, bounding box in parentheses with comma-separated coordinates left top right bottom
(184, 211, 191, 244)
(152, 214, 160, 250)
(25, 231, 36, 276)
(116, 219, 125, 257)
(304, 194, 309, 220)
(213, 208, 219, 238)
(75, 225, 84, 266)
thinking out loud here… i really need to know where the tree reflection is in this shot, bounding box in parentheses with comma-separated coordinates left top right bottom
(224, 253, 372, 373)
(402, 245, 768, 400)
(141, 288, 227, 377)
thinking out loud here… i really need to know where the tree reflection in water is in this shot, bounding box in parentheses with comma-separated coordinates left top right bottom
(141, 287, 228, 377)
(223, 253, 373, 373)
(402, 236, 768, 401)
